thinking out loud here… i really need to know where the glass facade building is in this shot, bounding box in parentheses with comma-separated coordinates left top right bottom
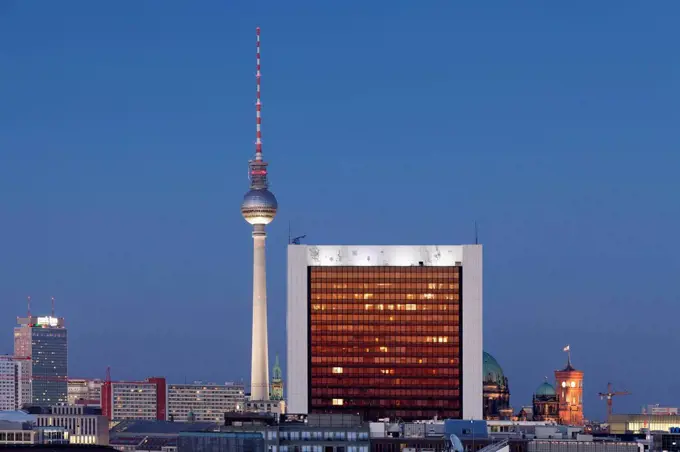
(288, 245, 483, 421)
(309, 265, 462, 420)
(14, 316, 68, 407)
(178, 432, 265, 452)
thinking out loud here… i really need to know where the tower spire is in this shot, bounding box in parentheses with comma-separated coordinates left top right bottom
(255, 26, 262, 161)
(27, 296, 31, 318)
(51, 296, 55, 317)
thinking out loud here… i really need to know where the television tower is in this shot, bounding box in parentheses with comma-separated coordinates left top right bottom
(240, 26, 277, 401)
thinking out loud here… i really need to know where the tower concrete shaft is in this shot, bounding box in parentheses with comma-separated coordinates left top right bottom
(250, 224, 270, 400)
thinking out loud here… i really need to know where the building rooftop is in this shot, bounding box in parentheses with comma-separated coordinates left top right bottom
(110, 420, 216, 435)
(16, 315, 65, 328)
(0, 411, 36, 423)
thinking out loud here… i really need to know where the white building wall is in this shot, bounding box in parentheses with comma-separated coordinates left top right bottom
(286, 245, 483, 418)
(287, 245, 309, 414)
(0, 357, 30, 411)
(461, 245, 483, 420)
(0, 358, 20, 411)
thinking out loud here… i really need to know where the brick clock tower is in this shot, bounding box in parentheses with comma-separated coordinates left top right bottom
(554, 346, 584, 426)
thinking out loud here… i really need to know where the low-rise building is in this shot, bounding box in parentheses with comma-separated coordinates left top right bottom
(0, 411, 69, 446)
(609, 413, 680, 434)
(221, 413, 370, 451)
(167, 382, 245, 422)
(178, 432, 264, 452)
(29, 404, 109, 445)
(109, 419, 217, 452)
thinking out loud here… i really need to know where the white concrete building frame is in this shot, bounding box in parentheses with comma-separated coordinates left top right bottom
(287, 245, 483, 420)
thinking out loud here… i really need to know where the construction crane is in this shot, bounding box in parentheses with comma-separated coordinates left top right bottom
(599, 382, 630, 418)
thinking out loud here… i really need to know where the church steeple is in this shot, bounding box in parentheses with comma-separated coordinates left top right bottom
(270, 354, 284, 400)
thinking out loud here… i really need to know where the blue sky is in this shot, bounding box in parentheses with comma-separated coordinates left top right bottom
(1, 1, 679, 420)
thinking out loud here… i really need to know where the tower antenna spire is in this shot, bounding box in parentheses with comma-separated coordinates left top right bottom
(27, 296, 31, 318)
(255, 26, 262, 161)
(51, 296, 55, 317)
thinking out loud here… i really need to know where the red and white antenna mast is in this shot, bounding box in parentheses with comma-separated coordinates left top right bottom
(248, 27, 269, 188)
(27, 296, 31, 318)
(255, 26, 263, 161)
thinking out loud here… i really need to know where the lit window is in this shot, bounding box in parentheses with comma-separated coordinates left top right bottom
(379, 346, 388, 352)
(332, 398, 344, 406)
(570, 381, 576, 388)
(405, 304, 416, 311)
(332, 367, 343, 374)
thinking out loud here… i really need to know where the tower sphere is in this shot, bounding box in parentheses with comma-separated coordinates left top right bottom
(241, 188, 278, 225)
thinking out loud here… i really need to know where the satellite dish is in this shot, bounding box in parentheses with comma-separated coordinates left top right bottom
(450, 434, 464, 452)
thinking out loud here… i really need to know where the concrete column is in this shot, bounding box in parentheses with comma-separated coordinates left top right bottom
(250, 224, 270, 401)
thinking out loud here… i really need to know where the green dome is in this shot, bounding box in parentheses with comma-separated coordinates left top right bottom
(535, 381, 556, 397)
(483, 352, 506, 386)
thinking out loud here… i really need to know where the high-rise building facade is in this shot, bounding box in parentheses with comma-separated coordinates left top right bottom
(0, 356, 30, 410)
(240, 27, 277, 402)
(67, 378, 103, 406)
(101, 377, 166, 421)
(167, 382, 245, 422)
(14, 315, 67, 406)
(287, 245, 483, 421)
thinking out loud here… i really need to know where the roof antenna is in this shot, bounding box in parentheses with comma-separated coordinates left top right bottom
(288, 221, 306, 245)
(474, 221, 479, 245)
(51, 296, 55, 317)
(255, 26, 262, 161)
(27, 296, 31, 318)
